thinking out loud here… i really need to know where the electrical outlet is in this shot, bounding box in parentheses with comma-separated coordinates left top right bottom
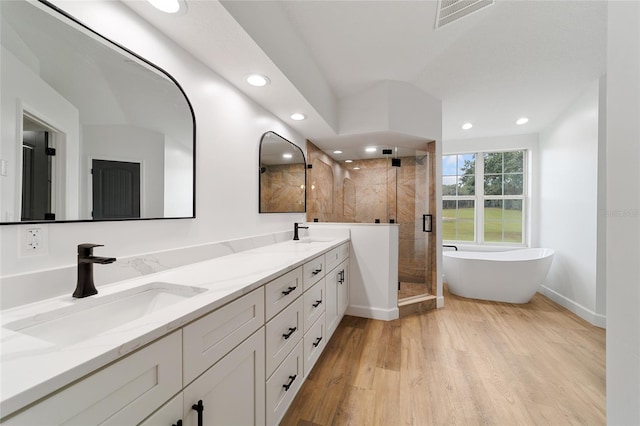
(20, 226, 48, 256)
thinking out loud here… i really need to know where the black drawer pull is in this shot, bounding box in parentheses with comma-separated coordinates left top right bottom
(283, 327, 297, 339)
(283, 374, 297, 391)
(312, 300, 322, 308)
(312, 268, 322, 275)
(313, 336, 323, 347)
(191, 400, 204, 426)
(172, 420, 183, 426)
(281, 286, 297, 296)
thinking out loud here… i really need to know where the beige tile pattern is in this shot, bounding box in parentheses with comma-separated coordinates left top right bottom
(260, 163, 306, 212)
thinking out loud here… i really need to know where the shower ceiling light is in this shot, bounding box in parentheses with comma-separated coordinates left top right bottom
(516, 117, 529, 125)
(462, 122, 473, 130)
(147, 0, 182, 13)
(345, 160, 353, 163)
(290, 113, 306, 121)
(365, 147, 376, 153)
(246, 74, 270, 87)
(333, 150, 343, 154)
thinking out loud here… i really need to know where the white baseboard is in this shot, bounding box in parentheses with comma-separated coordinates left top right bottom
(346, 304, 399, 321)
(437, 296, 445, 308)
(539, 285, 606, 328)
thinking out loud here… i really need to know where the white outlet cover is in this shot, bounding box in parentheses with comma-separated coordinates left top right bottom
(20, 226, 49, 256)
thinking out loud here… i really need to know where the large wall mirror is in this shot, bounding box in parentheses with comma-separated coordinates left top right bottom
(0, 0, 195, 224)
(259, 132, 306, 213)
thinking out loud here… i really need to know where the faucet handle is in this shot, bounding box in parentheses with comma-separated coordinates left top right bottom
(78, 243, 104, 256)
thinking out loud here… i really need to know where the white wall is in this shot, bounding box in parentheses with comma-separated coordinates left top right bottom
(0, 1, 305, 281)
(538, 79, 606, 327)
(606, 1, 640, 423)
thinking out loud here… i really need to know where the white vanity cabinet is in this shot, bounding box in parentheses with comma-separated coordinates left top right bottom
(3, 331, 182, 426)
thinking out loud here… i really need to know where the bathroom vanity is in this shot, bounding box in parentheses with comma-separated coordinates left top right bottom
(0, 237, 350, 425)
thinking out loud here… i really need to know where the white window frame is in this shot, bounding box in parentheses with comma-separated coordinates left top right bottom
(443, 149, 528, 246)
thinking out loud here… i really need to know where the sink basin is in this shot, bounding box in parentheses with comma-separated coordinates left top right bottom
(5, 282, 207, 346)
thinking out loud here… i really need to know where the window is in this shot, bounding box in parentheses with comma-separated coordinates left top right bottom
(442, 150, 526, 244)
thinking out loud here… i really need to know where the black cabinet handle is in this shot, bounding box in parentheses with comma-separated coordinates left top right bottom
(312, 268, 322, 275)
(313, 336, 323, 347)
(172, 420, 182, 426)
(312, 300, 322, 308)
(191, 400, 204, 426)
(283, 374, 297, 391)
(282, 327, 297, 339)
(338, 270, 345, 284)
(281, 286, 297, 296)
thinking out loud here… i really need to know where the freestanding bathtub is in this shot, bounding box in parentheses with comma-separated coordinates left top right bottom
(443, 248, 555, 303)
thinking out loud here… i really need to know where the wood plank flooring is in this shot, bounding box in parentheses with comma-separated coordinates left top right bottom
(281, 288, 606, 426)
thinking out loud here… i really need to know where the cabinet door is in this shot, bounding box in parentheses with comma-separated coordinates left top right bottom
(325, 266, 340, 338)
(337, 260, 350, 316)
(303, 278, 325, 333)
(2, 331, 182, 426)
(303, 313, 326, 376)
(266, 340, 304, 426)
(140, 393, 183, 426)
(183, 328, 265, 426)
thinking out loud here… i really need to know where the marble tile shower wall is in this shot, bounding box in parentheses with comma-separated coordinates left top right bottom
(0, 231, 292, 310)
(305, 140, 437, 293)
(260, 164, 306, 212)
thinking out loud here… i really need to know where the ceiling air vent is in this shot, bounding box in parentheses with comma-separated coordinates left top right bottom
(435, 0, 495, 29)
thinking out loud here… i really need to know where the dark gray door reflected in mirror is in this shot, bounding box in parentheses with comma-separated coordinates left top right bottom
(259, 132, 306, 213)
(0, 0, 195, 224)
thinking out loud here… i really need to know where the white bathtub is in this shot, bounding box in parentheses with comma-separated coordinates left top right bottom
(443, 248, 555, 303)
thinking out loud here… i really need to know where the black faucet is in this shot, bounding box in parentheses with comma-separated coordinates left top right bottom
(73, 243, 117, 298)
(293, 223, 309, 241)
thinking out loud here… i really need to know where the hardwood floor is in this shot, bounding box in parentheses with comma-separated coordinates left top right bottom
(281, 288, 606, 425)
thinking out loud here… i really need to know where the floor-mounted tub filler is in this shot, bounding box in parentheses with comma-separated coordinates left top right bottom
(443, 248, 555, 303)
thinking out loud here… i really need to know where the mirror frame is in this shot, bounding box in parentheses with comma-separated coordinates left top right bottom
(0, 0, 196, 225)
(258, 131, 306, 214)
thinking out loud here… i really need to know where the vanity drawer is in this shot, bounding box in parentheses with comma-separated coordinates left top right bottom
(304, 313, 327, 376)
(325, 242, 349, 273)
(303, 278, 325, 333)
(266, 296, 303, 378)
(302, 254, 325, 290)
(265, 267, 303, 321)
(183, 287, 264, 385)
(266, 340, 304, 426)
(3, 331, 182, 426)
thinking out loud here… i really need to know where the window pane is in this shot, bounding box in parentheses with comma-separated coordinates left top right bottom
(504, 151, 524, 173)
(458, 175, 475, 196)
(443, 200, 475, 241)
(484, 174, 502, 195)
(504, 173, 524, 195)
(484, 152, 503, 174)
(442, 176, 457, 196)
(442, 155, 458, 176)
(484, 199, 523, 243)
(458, 154, 475, 175)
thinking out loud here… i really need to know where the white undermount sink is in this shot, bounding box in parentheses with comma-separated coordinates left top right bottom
(4, 282, 207, 346)
(296, 236, 335, 244)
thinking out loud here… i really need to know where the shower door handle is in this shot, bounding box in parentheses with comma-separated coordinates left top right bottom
(422, 214, 433, 233)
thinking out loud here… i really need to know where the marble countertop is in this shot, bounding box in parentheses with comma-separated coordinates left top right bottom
(0, 235, 349, 418)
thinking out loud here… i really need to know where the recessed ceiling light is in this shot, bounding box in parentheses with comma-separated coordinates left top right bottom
(365, 147, 376, 153)
(282, 153, 293, 159)
(462, 122, 473, 130)
(246, 74, 270, 87)
(353, 167, 361, 170)
(290, 113, 306, 121)
(516, 117, 529, 125)
(333, 150, 343, 154)
(147, 0, 181, 13)
(345, 160, 353, 163)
